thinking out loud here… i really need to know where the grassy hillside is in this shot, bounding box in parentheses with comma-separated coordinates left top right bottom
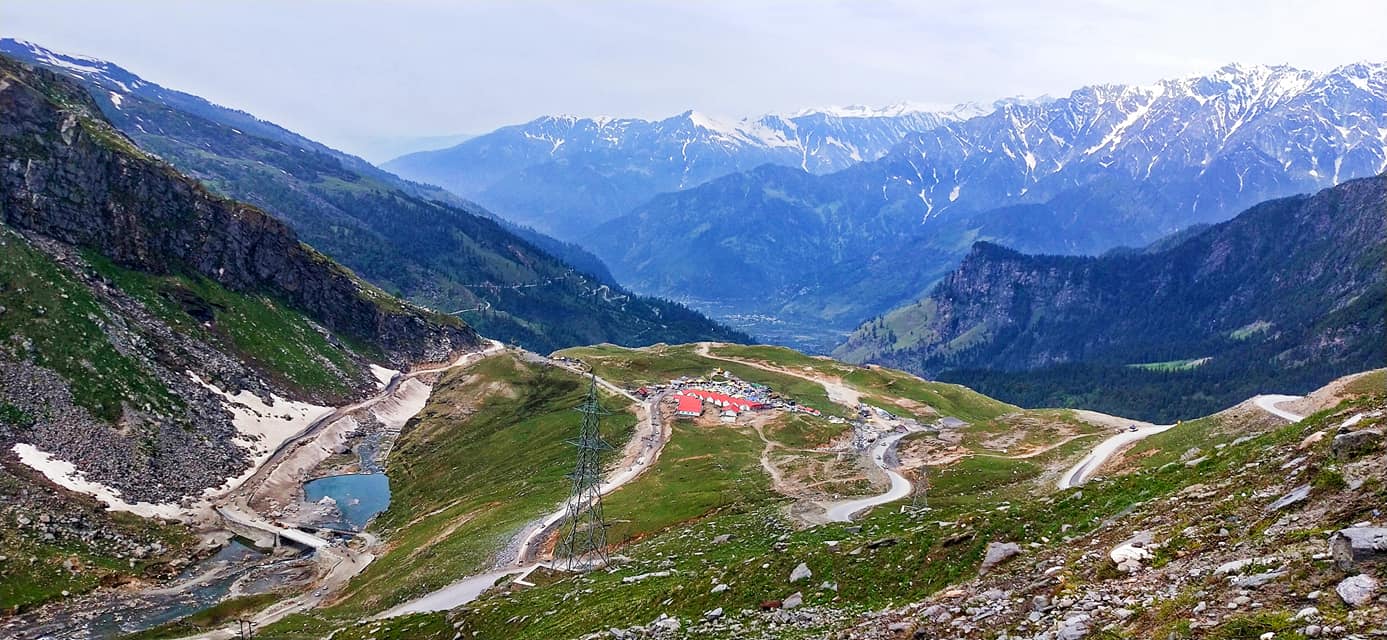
(450, 381, 1386, 639)
(85, 252, 373, 400)
(0, 228, 180, 422)
(558, 344, 845, 417)
(841, 176, 1387, 422)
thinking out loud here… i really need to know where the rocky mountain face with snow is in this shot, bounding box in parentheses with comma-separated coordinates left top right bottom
(0, 39, 749, 353)
(383, 105, 976, 240)
(836, 174, 1387, 420)
(585, 62, 1387, 349)
(0, 54, 475, 503)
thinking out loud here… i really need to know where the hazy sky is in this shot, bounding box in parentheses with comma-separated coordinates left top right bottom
(5, 0, 1386, 159)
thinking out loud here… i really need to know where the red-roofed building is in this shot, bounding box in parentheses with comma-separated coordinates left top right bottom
(675, 389, 767, 415)
(675, 395, 703, 417)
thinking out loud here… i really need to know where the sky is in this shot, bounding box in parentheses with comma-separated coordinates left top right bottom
(5, 0, 1386, 160)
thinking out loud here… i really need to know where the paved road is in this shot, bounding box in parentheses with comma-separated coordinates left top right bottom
(694, 342, 920, 522)
(1253, 394, 1306, 422)
(822, 430, 914, 522)
(1057, 422, 1176, 489)
(375, 566, 531, 619)
(1058, 393, 1308, 490)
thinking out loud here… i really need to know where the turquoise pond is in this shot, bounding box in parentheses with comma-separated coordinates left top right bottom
(302, 473, 391, 530)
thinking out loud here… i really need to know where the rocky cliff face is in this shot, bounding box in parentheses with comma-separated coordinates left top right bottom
(0, 55, 482, 509)
(0, 55, 477, 366)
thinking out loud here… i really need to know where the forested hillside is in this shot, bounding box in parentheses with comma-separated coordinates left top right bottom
(838, 175, 1387, 420)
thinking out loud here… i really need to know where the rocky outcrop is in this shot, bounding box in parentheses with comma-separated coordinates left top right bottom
(1331, 528, 1387, 571)
(0, 55, 477, 366)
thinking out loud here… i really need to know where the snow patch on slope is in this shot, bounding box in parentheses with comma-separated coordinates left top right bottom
(11, 443, 185, 519)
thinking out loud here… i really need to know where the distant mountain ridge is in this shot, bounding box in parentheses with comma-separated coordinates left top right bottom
(0, 38, 748, 352)
(836, 174, 1387, 420)
(383, 104, 981, 239)
(582, 61, 1387, 349)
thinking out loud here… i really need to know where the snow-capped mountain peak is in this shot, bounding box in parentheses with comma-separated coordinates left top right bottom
(880, 60, 1387, 222)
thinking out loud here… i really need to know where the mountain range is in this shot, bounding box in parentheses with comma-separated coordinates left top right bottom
(383, 104, 983, 241)
(378, 61, 1387, 351)
(836, 173, 1386, 420)
(0, 39, 747, 353)
(577, 62, 1387, 350)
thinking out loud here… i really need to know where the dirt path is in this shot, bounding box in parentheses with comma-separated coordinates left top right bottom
(820, 430, 913, 522)
(695, 343, 922, 522)
(509, 357, 669, 566)
(750, 423, 792, 494)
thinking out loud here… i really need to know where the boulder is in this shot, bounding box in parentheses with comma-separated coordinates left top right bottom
(1110, 531, 1155, 573)
(1330, 527, 1387, 570)
(1335, 573, 1380, 607)
(783, 591, 804, 609)
(866, 537, 898, 549)
(1266, 484, 1311, 511)
(1056, 614, 1091, 640)
(789, 562, 812, 583)
(1332, 428, 1383, 460)
(979, 541, 1021, 574)
(1232, 570, 1286, 589)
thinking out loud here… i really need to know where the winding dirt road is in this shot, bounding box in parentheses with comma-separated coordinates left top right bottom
(1058, 394, 1307, 490)
(694, 342, 919, 522)
(821, 430, 914, 521)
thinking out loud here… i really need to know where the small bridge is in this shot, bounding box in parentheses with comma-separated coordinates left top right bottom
(217, 506, 331, 551)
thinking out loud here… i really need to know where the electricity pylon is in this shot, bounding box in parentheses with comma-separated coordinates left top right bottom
(556, 374, 614, 569)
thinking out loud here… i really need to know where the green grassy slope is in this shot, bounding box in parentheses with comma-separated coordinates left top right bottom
(708, 343, 1017, 423)
(452, 384, 1385, 639)
(84, 252, 372, 399)
(0, 228, 179, 423)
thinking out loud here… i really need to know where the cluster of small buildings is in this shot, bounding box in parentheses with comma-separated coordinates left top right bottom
(637, 369, 823, 423)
